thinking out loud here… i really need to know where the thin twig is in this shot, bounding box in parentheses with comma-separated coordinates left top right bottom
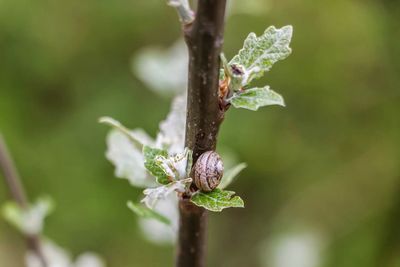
(0, 133, 48, 267)
(176, 1, 228, 266)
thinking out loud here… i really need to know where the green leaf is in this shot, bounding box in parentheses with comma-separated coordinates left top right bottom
(127, 201, 171, 225)
(229, 86, 285, 111)
(220, 53, 231, 80)
(230, 25, 293, 85)
(220, 53, 245, 92)
(218, 163, 247, 189)
(190, 189, 244, 212)
(143, 146, 170, 184)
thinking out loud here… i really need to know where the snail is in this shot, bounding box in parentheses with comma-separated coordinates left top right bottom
(193, 151, 224, 192)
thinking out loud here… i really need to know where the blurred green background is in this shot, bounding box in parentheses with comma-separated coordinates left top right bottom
(1, 0, 399, 266)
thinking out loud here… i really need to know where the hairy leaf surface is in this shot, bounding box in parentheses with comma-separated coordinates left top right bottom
(230, 25, 292, 85)
(191, 189, 244, 212)
(229, 86, 285, 111)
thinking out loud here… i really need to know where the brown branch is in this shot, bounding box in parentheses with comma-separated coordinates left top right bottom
(0, 134, 48, 267)
(176, 1, 227, 266)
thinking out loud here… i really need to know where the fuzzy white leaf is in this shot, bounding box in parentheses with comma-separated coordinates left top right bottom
(138, 194, 178, 244)
(102, 94, 186, 187)
(229, 86, 285, 111)
(99, 117, 154, 146)
(133, 40, 187, 95)
(230, 25, 293, 86)
(2, 197, 54, 236)
(105, 130, 156, 188)
(141, 178, 192, 208)
(156, 93, 187, 155)
(155, 148, 192, 181)
(167, 0, 190, 10)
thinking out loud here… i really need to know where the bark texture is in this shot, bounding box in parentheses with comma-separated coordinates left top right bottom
(176, 1, 227, 267)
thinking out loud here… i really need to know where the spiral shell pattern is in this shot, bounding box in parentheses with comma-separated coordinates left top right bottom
(194, 151, 224, 192)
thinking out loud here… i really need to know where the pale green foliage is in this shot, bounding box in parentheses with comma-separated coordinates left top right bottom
(143, 146, 192, 185)
(96, 23, 294, 247)
(137, 194, 178, 244)
(142, 178, 192, 208)
(100, 95, 194, 244)
(156, 93, 187, 155)
(218, 162, 247, 189)
(127, 201, 171, 225)
(221, 25, 293, 111)
(155, 148, 193, 181)
(133, 40, 188, 96)
(143, 146, 170, 185)
(230, 25, 293, 86)
(99, 26, 293, 233)
(2, 196, 54, 235)
(105, 130, 155, 188)
(220, 53, 231, 80)
(100, 116, 156, 188)
(100, 94, 187, 188)
(229, 86, 285, 111)
(220, 53, 245, 92)
(99, 117, 145, 146)
(190, 189, 244, 212)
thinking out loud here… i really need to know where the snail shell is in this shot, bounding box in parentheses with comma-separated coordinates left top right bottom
(194, 151, 224, 192)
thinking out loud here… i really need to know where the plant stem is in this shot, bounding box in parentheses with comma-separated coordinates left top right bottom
(177, 1, 227, 266)
(0, 134, 48, 267)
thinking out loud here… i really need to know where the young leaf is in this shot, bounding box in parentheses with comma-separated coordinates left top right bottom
(220, 53, 246, 92)
(127, 201, 171, 225)
(156, 94, 187, 155)
(133, 40, 188, 96)
(218, 163, 247, 189)
(106, 130, 156, 188)
(220, 53, 232, 79)
(99, 116, 153, 146)
(190, 189, 244, 212)
(230, 25, 293, 86)
(141, 178, 192, 208)
(167, 0, 194, 24)
(155, 148, 193, 181)
(143, 146, 170, 184)
(2, 196, 54, 235)
(229, 86, 285, 111)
